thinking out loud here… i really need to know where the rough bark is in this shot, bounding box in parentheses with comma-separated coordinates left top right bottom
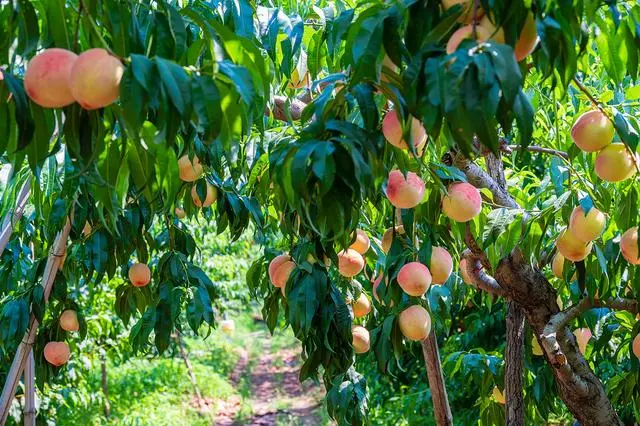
(174, 333, 202, 400)
(420, 332, 453, 426)
(101, 357, 111, 419)
(505, 301, 525, 426)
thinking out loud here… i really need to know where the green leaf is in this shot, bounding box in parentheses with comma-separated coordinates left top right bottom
(156, 57, 190, 116)
(2, 73, 34, 150)
(17, 0, 39, 57)
(45, 0, 70, 49)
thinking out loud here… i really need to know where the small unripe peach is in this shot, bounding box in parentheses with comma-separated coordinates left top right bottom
(129, 263, 151, 287)
(338, 249, 365, 277)
(442, 182, 482, 222)
(479, 15, 505, 43)
(220, 319, 235, 335)
(514, 12, 539, 61)
(442, 0, 483, 23)
(571, 110, 614, 152)
(269, 254, 295, 288)
(386, 170, 425, 209)
(595, 143, 638, 183)
(178, 155, 203, 182)
(532, 336, 543, 356)
(191, 182, 217, 208)
(551, 253, 565, 279)
(429, 247, 453, 285)
(555, 228, 592, 262)
(398, 305, 431, 341)
(632, 335, 640, 360)
(397, 262, 432, 297)
(381, 225, 405, 254)
(446, 25, 491, 54)
(175, 207, 186, 219)
(350, 229, 370, 255)
(352, 325, 370, 354)
(24, 48, 77, 108)
(352, 293, 371, 318)
(382, 110, 427, 151)
(459, 258, 473, 284)
(620, 227, 640, 265)
(573, 327, 592, 355)
(492, 386, 505, 404)
(44, 341, 71, 367)
(59, 310, 79, 332)
(69, 48, 124, 110)
(569, 206, 606, 243)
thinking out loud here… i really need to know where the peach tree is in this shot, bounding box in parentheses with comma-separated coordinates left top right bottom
(0, 0, 640, 426)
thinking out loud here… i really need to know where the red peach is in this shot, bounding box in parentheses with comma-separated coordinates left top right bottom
(69, 48, 124, 110)
(338, 249, 365, 277)
(24, 48, 77, 108)
(386, 170, 425, 209)
(397, 262, 432, 297)
(398, 305, 431, 341)
(442, 182, 482, 222)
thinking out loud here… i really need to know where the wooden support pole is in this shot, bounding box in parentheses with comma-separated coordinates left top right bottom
(23, 351, 35, 426)
(0, 180, 31, 256)
(421, 332, 453, 426)
(0, 216, 72, 425)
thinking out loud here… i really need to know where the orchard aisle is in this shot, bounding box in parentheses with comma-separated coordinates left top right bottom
(214, 317, 328, 426)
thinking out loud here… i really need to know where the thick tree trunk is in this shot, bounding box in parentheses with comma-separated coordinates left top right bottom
(420, 332, 453, 426)
(174, 333, 202, 400)
(100, 358, 111, 419)
(505, 301, 525, 426)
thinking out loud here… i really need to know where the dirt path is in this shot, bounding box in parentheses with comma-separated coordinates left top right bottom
(213, 328, 325, 426)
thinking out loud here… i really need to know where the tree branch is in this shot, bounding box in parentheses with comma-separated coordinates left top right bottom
(504, 144, 569, 160)
(461, 250, 507, 297)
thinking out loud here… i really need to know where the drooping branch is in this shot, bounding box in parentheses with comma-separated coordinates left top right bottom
(504, 144, 569, 160)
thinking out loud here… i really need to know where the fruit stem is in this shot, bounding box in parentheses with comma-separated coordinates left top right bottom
(471, 0, 481, 39)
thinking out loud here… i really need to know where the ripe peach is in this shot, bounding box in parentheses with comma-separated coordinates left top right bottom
(459, 258, 474, 284)
(398, 305, 431, 341)
(397, 262, 432, 297)
(442, 0, 483, 23)
(386, 170, 425, 209)
(620, 227, 640, 265)
(24, 48, 77, 108)
(446, 25, 491, 54)
(338, 249, 365, 277)
(381, 225, 405, 254)
(59, 310, 79, 332)
(595, 143, 638, 182)
(551, 253, 566, 279)
(555, 228, 592, 262)
(382, 110, 427, 151)
(129, 263, 151, 287)
(191, 182, 217, 208)
(220, 319, 235, 335)
(429, 247, 453, 285)
(632, 334, 640, 360)
(178, 155, 203, 182)
(352, 293, 371, 318)
(175, 207, 186, 219)
(570, 110, 614, 152)
(492, 386, 505, 404)
(269, 254, 295, 288)
(479, 15, 505, 43)
(569, 206, 606, 243)
(514, 12, 539, 61)
(350, 229, 370, 255)
(442, 182, 482, 222)
(532, 335, 543, 356)
(573, 327, 592, 355)
(44, 341, 70, 367)
(352, 325, 370, 354)
(69, 48, 124, 110)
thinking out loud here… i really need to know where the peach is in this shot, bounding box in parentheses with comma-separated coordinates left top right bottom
(178, 155, 203, 182)
(338, 249, 365, 277)
(386, 170, 425, 209)
(352, 293, 371, 318)
(191, 182, 217, 208)
(551, 253, 566, 279)
(129, 263, 151, 287)
(220, 319, 235, 335)
(352, 325, 370, 354)
(441, 0, 483, 23)
(532, 335, 543, 356)
(382, 110, 427, 151)
(398, 305, 431, 341)
(459, 258, 474, 284)
(381, 225, 405, 254)
(573, 327, 592, 355)
(44, 342, 70, 367)
(269, 254, 295, 288)
(492, 386, 505, 404)
(24, 48, 77, 108)
(555, 228, 592, 262)
(570, 110, 614, 152)
(479, 15, 505, 43)
(595, 143, 638, 182)
(429, 247, 453, 285)
(442, 182, 482, 222)
(69, 48, 124, 110)
(350, 229, 370, 255)
(620, 227, 640, 265)
(514, 12, 539, 61)
(446, 25, 491, 54)
(397, 262, 432, 297)
(59, 310, 79, 332)
(175, 207, 186, 219)
(632, 334, 640, 360)
(569, 206, 606, 243)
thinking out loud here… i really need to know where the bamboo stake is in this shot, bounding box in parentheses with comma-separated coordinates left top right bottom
(0, 215, 72, 425)
(23, 351, 35, 426)
(0, 180, 31, 256)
